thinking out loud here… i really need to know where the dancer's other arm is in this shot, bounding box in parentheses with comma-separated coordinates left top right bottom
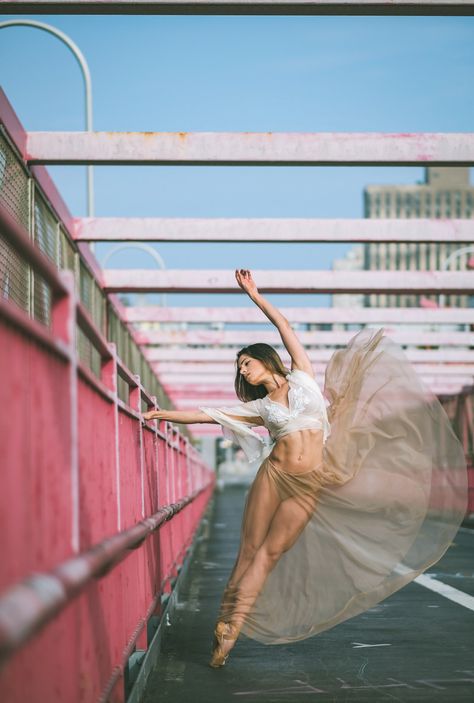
(142, 409, 216, 423)
(142, 408, 261, 425)
(235, 268, 314, 376)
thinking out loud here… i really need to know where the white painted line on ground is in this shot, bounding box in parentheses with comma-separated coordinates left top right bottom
(414, 574, 474, 612)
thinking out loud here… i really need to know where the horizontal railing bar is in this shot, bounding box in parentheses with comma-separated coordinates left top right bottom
(0, 483, 212, 665)
(153, 363, 474, 375)
(125, 305, 474, 324)
(26, 131, 474, 166)
(104, 269, 474, 294)
(145, 346, 474, 362)
(138, 329, 474, 345)
(116, 396, 142, 419)
(159, 374, 474, 388)
(77, 362, 115, 403)
(174, 388, 474, 404)
(3, 1, 474, 16)
(116, 357, 140, 388)
(73, 216, 474, 243)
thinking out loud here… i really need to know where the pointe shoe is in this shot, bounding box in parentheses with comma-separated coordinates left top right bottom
(209, 621, 238, 668)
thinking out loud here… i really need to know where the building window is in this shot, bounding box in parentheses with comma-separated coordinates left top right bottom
(396, 193, 402, 218)
(455, 192, 462, 217)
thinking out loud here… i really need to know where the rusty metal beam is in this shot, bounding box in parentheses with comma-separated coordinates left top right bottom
(74, 217, 474, 243)
(125, 306, 474, 324)
(103, 269, 474, 294)
(173, 388, 472, 410)
(3, 1, 474, 15)
(145, 347, 474, 362)
(26, 132, 474, 166)
(136, 329, 474, 346)
(162, 375, 474, 391)
(153, 363, 474, 376)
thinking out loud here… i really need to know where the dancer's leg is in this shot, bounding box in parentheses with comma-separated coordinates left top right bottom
(224, 462, 281, 584)
(228, 489, 318, 635)
(217, 462, 281, 621)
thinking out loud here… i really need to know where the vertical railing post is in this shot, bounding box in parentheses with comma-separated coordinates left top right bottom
(131, 374, 145, 518)
(53, 270, 79, 553)
(102, 342, 121, 531)
(164, 421, 170, 507)
(150, 394, 159, 512)
(170, 424, 176, 504)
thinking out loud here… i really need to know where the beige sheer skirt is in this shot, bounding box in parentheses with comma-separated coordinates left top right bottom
(217, 328, 468, 645)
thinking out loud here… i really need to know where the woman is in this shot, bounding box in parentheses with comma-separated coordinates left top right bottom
(143, 269, 468, 669)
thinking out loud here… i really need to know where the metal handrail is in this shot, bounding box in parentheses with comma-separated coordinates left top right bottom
(0, 482, 213, 665)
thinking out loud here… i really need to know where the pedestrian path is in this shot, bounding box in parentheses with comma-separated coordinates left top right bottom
(141, 486, 474, 703)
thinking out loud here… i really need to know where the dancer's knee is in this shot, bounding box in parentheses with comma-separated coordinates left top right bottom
(240, 541, 260, 563)
(258, 542, 286, 570)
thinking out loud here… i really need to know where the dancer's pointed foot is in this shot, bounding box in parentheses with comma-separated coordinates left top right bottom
(209, 621, 239, 668)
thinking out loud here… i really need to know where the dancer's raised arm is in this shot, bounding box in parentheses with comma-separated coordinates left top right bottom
(235, 269, 313, 376)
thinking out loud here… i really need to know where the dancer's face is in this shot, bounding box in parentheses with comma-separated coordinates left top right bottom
(238, 355, 271, 385)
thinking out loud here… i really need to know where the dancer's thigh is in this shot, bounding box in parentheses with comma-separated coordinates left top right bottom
(238, 463, 281, 559)
(262, 490, 317, 560)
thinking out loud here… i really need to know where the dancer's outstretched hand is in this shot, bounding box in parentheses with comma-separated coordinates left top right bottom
(235, 269, 258, 297)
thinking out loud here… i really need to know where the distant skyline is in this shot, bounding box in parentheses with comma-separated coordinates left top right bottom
(1, 14, 473, 309)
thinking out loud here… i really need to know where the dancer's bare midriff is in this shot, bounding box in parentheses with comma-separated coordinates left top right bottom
(269, 428, 324, 474)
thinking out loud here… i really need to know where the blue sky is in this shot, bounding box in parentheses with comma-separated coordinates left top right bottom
(1, 14, 473, 309)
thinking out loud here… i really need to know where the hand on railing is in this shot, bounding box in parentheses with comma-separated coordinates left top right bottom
(142, 409, 163, 422)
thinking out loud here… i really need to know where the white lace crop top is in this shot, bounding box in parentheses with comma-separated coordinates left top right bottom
(199, 369, 331, 472)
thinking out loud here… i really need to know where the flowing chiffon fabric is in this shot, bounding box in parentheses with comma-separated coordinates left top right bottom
(213, 328, 468, 644)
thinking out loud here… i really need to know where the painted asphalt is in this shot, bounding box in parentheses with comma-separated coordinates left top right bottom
(141, 486, 474, 703)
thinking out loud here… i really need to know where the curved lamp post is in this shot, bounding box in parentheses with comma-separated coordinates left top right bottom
(101, 243, 168, 309)
(0, 19, 94, 218)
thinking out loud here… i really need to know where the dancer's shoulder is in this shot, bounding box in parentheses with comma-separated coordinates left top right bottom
(287, 368, 325, 398)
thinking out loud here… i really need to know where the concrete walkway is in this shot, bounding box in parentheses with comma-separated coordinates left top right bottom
(141, 486, 474, 703)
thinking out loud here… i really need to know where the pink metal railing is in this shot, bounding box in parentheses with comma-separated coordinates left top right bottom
(0, 178, 214, 703)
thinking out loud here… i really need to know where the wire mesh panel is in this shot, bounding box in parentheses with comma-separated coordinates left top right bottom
(92, 278, 106, 335)
(59, 227, 76, 274)
(0, 127, 172, 410)
(0, 132, 30, 313)
(79, 260, 93, 314)
(0, 233, 29, 313)
(33, 273, 51, 327)
(117, 374, 130, 405)
(32, 189, 58, 327)
(76, 262, 102, 378)
(77, 324, 102, 378)
(33, 189, 58, 264)
(0, 131, 29, 231)
(108, 306, 130, 403)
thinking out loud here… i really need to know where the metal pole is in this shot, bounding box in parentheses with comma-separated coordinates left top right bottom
(101, 243, 168, 308)
(0, 19, 94, 219)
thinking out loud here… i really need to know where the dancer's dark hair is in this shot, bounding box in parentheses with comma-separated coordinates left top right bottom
(235, 343, 290, 401)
